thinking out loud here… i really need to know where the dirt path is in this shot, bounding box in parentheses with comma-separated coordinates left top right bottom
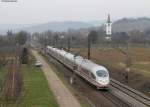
(32, 50, 81, 107)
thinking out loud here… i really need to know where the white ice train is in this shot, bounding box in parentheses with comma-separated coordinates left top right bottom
(46, 46, 110, 89)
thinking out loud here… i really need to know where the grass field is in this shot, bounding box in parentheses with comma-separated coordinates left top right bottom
(0, 67, 7, 98)
(0, 67, 7, 84)
(0, 56, 58, 107)
(17, 64, 58, 107)
(71, 47, 150, 95)
(71, 47, 150, 75)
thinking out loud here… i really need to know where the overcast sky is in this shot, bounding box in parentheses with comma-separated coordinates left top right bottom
(0, 0, 150, 24)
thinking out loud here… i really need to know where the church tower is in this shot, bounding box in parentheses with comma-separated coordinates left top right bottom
(106, 14, 112, 35)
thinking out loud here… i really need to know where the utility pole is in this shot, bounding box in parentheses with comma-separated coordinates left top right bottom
(44, 35, 47, 54)
(67, 37, 71, 52)
(70, 55, 77, 84)
(60, 35, 64, 49)
(44, 43, 47, 55)
(88, 34, 91, 59)
(125, 35, 131, 83)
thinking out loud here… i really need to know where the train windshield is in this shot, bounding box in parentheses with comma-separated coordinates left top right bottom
(96, 70, 108, 77)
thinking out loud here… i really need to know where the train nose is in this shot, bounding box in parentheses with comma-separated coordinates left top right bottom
(98, 78, 110, 85)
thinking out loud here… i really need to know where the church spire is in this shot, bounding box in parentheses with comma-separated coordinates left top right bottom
(107, 14, 111, 23)
(106, 14, 112, 37)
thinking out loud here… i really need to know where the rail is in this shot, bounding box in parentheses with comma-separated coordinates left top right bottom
(46, 50, 150, 107)
(110, 78, 150, 107)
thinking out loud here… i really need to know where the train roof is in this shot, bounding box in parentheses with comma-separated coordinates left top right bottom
(47, 46, 108, 74)
(80, 59, 107, 73)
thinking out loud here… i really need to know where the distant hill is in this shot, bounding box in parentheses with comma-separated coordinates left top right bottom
(1, 18, 150, 34)
(112, 18, 150, 32)
(87, 20, 105, 27)
(18, 21, 93, 33)
(0, 21, 104, 34)
(0, 24, 31, 34)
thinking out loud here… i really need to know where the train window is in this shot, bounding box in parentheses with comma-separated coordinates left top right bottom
(91, 73, 96, 79)
(81, 68, 89, 75)
(96, 70, 108, 77)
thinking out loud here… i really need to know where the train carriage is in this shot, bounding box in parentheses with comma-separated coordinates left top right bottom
(46, 46, 110, 89)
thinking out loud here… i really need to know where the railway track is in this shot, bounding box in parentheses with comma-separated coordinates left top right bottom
(101, 91, 131, 107)
(46, 54, 131, 107)
(110, 79, 150, 107)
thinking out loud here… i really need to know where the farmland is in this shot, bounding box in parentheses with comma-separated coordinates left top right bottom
(71, 47, 150, 95)
(71, 47, 150, 73)
(17, 64, 58, 107)
(0, 54, 58, 107)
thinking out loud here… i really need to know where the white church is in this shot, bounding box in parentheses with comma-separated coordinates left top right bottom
(105, 14, 112, 41)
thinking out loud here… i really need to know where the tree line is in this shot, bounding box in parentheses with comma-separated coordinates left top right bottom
(32, 27, 150, 50)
